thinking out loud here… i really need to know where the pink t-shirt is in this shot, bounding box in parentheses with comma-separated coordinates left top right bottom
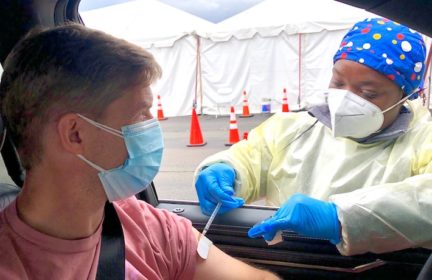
(0, 196, 197, 280)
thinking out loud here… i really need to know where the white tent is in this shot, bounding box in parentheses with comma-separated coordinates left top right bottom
(82, 0, 216, 47)
(193, 0, 381, 115)
(204, 0, 375, 38)
(83, 0, 217, 116)
(81, 0, 385, 116)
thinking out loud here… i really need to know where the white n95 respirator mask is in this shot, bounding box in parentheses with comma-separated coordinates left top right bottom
(327, 88, 413, 139)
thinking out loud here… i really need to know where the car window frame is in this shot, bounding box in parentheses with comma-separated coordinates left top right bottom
(0, 1, 431, 279)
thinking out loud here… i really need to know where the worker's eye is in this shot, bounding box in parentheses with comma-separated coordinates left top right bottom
(329, 80, 344, 89)
(363, 91, 379, 100)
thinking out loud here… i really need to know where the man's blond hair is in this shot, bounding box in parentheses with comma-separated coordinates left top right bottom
(0, 24, 162, 170)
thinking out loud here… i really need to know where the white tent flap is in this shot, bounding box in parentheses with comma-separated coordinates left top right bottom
(82, 0, 394, 117)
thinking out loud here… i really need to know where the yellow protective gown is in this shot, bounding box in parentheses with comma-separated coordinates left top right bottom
(195, 99, 432, 256)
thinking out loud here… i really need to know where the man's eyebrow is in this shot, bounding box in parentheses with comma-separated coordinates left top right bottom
(130, 102, 150, 116)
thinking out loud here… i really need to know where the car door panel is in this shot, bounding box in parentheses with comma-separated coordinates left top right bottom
(158, 199, 431, 279)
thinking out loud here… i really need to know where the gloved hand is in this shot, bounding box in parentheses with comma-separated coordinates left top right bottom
(195, 163, 245, 216)
(248, 193, 341, 244)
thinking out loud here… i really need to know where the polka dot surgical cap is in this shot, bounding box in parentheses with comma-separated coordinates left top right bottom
(333, 18, 426, 97)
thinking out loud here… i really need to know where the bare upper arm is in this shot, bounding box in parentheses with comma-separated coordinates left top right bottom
(191, 228, 280, 280)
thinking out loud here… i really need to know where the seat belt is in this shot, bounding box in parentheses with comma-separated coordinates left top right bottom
(417, 253, 432, 280)
(96, 202, 126, 280)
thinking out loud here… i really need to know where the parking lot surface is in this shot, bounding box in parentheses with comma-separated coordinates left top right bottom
(154, 113, 273, 201)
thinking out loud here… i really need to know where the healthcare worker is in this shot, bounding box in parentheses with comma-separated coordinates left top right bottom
(194, 18, 432, 256)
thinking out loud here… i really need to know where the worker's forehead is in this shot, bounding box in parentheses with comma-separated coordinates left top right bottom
(332, 60, 393, 85)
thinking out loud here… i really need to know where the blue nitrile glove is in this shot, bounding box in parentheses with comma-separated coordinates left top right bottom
(195, 163, 245, 216)
(248, 193, 341, 244)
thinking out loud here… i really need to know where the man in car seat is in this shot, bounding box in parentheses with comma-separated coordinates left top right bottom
(0, 24, 279, 279)
(194, 17, 432, 256)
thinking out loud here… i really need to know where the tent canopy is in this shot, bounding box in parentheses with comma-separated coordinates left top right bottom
(203, 0, 375, 41)
(82, 0, 376, 45)
(82, 0, 216, 47)
(81, 1, 432, 117)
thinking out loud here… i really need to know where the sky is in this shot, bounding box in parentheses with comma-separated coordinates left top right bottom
(79, 0, 264, 23)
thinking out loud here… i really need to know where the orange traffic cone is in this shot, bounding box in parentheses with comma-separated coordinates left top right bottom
(225, 106, 240, 146)
(240, 90, 254, 118)
(243, 132, 249, 140)
(282, 88, 290, 112)
(187, 108, 207, 147)
(157, 95, 167, 120)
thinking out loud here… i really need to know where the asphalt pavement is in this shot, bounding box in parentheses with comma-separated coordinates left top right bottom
(154, 113, 273, 201)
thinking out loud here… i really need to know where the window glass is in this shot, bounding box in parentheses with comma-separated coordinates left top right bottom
(0, 65, 14, 186)
(79, 0, 271, 204)
(0, 156, 14, 186)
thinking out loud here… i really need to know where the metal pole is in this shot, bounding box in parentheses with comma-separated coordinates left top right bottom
(298, 33, 302, 107)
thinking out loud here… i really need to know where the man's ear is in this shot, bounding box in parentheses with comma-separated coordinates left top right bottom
(57, 113, 85, 154)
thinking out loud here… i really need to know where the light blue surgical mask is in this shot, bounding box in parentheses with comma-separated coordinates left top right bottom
(77, 114, 164, 202)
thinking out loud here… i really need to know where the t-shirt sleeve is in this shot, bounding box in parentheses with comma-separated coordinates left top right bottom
(115, 197, 197, 280)
(148, 204, 198, 280)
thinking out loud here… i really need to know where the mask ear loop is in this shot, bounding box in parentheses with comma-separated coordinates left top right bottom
(382, 88, 423, 114)
(0, 114, 6, 151)
(0, 127, 7, 151)
(76, 114, 124, 173)
(77, 114, 123, 138)
(77, 154, 106, 172)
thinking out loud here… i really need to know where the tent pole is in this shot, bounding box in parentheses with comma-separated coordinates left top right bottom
(198, 37, 203, 114)
(298, 33, 302, 107)
(194, 34, 198, 110)
(194, 34, 203, 114)
(424, 41, 432, 109)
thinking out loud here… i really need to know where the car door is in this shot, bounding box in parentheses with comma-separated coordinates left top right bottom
(0, 1, 431, 279)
